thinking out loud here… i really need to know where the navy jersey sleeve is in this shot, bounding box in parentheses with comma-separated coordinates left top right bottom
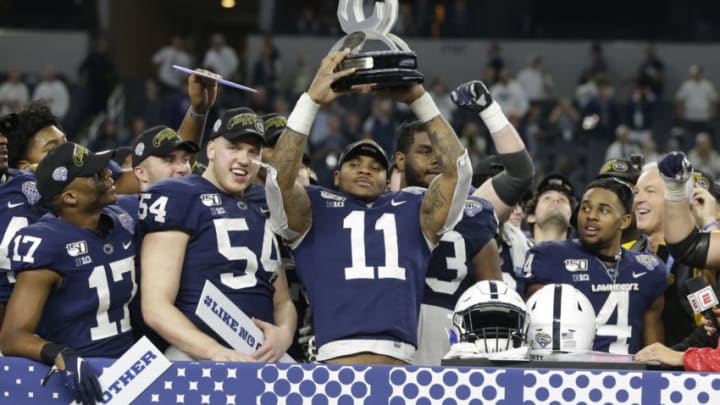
(139, 180, 202, 234)
(523, 241, 565, 286)
(10, 223, 63, 274)
(458, 196, 498, 255)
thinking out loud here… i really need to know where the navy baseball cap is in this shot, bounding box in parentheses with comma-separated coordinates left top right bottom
(597, 158, 641, 185)
(263, 113, 287, 147)
(336, 139, 389, 171)
(693, 170, 720, 200)
(536, 174, 575, 199)
(35, 142, 114, 201)
(131, 125, 199, 167)
(211, 107, 266, 145)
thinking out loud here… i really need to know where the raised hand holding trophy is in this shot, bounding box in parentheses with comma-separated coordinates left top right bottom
(330, 0, 424, 91)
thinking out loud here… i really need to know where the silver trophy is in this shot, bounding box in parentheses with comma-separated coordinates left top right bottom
(330, 0, 423, 91)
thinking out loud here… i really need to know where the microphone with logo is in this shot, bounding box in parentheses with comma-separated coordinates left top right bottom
(686, 275, 720, 336)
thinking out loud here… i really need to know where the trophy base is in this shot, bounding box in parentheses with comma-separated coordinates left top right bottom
(332, 50, 424, 91)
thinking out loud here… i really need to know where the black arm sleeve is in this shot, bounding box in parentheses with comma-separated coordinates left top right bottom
(667, 227, 711, 269)
(490, 150, 535, 206)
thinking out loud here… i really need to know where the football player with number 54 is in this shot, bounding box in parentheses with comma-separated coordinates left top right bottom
(139, 107, 296, 363)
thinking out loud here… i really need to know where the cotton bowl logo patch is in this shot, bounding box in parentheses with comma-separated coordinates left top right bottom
(200, 193, 222, 207)
(21, 181, 41, 205)
(134, 142, 145, 157)
(533, 332, 551, 348)
(118, 213, 135, 234)
(66, 241, 88, 257)
(463, 200, 483, 217)
(52, 166, 68, 182)
(635, 254, 659, 271)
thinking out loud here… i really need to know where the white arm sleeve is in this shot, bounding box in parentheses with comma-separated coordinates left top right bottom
(437, 149, 473, 235)
(256, 160, 300, 241)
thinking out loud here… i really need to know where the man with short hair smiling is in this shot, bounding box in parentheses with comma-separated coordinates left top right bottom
(139, 107, 296, 362)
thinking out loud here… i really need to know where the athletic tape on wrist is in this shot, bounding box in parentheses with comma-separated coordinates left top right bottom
(664, 177, 693, 202)
(410, 92, 441, 123)
(287, 93, 320, 136)
(479, 102, 510, 134)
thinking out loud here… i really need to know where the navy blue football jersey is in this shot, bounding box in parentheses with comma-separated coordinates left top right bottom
(524, 239, 667, 354)
(139, 175, 281, 347)
(293, 185, 431, 349)
(0, 170, 43, 303)
(422, 196, 498, 309)
(10, 205, 137, 358)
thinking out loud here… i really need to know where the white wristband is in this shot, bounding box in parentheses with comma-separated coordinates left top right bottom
(664, 177, 693, 202)
(187, 108, 206, 121)
(287, 93, 320, 136)
(479, 102, 510, 134)
(410, 92, 441, 123)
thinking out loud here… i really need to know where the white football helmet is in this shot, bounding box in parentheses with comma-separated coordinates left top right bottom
(526, 283, 597, 359)
(449, 280, 529, 354)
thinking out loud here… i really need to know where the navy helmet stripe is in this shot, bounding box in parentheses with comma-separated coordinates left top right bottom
(552, 284, 562, 351)
(489, 280, 499, 299)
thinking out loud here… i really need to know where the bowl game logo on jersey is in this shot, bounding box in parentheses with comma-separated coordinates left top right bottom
(635, 254, 659, 271)
(201, 193, 222, 207)
(463, 200, 484, 217)
(564, 259, 588, 272)
(21, 181, 41, 205)
(119, 213, 136, 234)
(66, 241, 88, 257)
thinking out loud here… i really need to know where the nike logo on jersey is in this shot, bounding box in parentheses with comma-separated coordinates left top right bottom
(7, 201, 24, 208)
(391, 199, 407, 207)
(632, 271, 647, 278)
(122, 241, 132, 250)
(259, 207, 270, 214)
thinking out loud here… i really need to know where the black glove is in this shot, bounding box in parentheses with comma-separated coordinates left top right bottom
(450, 80, 494, 113)
(658, 151, 693, 183)
(297, 309, 318, 362)
(42, 348, 102, 405)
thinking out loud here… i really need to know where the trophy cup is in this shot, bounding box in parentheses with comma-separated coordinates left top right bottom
(330, 0, 424, 91)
